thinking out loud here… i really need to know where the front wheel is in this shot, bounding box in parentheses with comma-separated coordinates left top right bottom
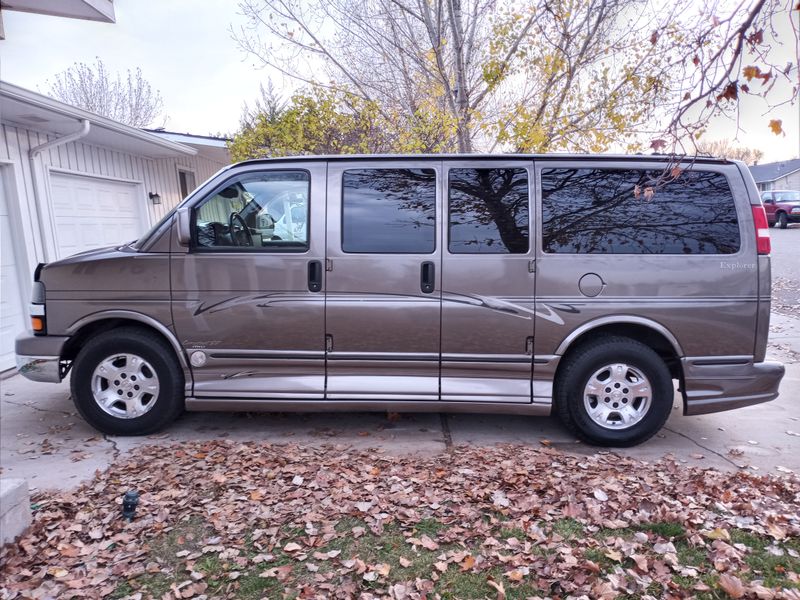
(778, 212, 788, 229)
(555, 336, 674, 447)
(70, 327, 184, 435)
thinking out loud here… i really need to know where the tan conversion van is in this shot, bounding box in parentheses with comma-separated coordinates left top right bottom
(15, 155, 785, 446)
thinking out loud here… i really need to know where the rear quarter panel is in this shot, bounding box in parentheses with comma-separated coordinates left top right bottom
(533, 160, 758, 362)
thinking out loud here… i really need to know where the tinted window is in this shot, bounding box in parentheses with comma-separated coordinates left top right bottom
(448, 168, 529, 253)
(194, 171, 310, 251)
(342, 168, 436, 253)
(541, 168, 740, 254)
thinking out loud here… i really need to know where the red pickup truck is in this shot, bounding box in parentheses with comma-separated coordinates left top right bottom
(761, 190, 800, 229)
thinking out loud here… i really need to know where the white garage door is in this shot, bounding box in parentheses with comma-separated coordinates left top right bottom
(0, 174, 26, 371)
(49, 173, 146, 258)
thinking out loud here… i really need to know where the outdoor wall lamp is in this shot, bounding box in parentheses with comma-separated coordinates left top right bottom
(149, 192, 162, 205)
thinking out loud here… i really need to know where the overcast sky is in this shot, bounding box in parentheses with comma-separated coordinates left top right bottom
(1, 0, 798, 162)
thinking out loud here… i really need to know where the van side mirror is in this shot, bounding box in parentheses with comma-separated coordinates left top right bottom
(176, 207, 192, 246)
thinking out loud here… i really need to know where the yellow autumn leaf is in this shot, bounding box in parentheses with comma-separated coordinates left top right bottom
(769, 119, 783, 135)
(703, 527, 731, 541)
(743, 65, 760, 81)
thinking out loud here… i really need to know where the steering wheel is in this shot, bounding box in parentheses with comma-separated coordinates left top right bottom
(229, 212, 253, 246)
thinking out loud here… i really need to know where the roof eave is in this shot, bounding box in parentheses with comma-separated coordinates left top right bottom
(0, 81, 196, 156)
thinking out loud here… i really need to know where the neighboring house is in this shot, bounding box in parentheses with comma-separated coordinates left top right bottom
(749, 158, 800, 192)
(0, 81, 231, 371)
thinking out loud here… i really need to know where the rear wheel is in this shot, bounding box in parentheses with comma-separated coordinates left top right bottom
(778, 212, 788, 229)
(555, 336, 674, 447)
(70, 327, 184, 435)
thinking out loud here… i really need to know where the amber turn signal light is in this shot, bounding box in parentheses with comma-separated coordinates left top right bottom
(31, 316, 45, 332)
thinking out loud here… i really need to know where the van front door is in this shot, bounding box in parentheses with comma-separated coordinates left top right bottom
(440, 161, 536, 403)
(325, 161, 442, 400)
(171, 164, 326, 400)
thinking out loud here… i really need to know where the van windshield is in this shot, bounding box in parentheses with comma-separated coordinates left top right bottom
(131, 206, 178, 250)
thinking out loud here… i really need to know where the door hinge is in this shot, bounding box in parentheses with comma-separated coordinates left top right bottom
(527, 260, 536, 273)
(525, 336, 534, 355)
(325, 334, 333, 352)
(325, 258, 334, 272)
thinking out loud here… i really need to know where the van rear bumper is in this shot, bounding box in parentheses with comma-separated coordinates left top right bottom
(15, 333, 69, 383)
(681, 357, 785, 415)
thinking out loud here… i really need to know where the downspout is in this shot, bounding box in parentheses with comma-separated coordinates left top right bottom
(28, 119, 91, 261)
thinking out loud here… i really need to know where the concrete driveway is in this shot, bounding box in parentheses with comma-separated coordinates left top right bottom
(2, 310, 799, 491)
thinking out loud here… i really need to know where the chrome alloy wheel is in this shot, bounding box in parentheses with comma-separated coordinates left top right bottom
(91, 353, 160, 419)
(582, 363, 652, 430)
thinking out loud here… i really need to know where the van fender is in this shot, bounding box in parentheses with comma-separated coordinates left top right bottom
(553, 315, 684, 357)
(67, 310, 190, 370)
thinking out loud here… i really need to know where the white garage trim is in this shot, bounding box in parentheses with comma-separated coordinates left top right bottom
(0, 162, 30, 370)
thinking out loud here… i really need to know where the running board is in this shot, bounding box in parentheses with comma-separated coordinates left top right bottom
(185, 397, 552, 416)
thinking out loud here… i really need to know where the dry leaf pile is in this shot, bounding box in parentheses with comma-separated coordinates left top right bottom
(1, 442, 799, 600)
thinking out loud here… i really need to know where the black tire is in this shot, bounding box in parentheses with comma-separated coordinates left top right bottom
(768, 220, 775, 228)
(555, 336, 673, 447)
(70, 327, 184, 435)
(778, 212, 788, 229)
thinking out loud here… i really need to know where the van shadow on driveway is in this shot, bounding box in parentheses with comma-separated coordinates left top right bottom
(2, 315, 799, 491)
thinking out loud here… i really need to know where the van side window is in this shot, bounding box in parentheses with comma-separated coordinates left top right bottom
(541, 168, 740, 254)
(194, 171, 310, 251)
(342, 168, 436, 253)
(448, 168, 529, 254)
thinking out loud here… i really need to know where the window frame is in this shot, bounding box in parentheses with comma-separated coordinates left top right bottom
(189, 168, 312, 254)
(446, 165, 531, 255)
(176, 166, 197, 199)
(340, 166, 439, 255)
(535, 160, 745, 257)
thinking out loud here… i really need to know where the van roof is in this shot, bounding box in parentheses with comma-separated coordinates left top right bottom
(235, 153, 734, 166)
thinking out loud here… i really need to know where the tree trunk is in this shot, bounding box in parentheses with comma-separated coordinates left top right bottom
(448, 0, 472, 152)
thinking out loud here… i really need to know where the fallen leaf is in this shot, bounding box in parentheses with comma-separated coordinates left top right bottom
(419, 535, 439, 551)
(47, 566, 69, 578)
(605, 549, 623, 562)
(718, 573, 745, 598)
(703, 527, 731, 541)
(283, 542, 302, 552)
(487, 577, 506, 600)
(259, 565, 292, 581)
(766, 522, 787, 540)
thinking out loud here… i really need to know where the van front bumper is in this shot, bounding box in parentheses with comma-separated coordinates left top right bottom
(682, 357, 785, 415)
(15, 333, 70, 383)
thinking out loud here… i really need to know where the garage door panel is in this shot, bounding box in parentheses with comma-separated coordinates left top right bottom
(50, 173, 145, 259)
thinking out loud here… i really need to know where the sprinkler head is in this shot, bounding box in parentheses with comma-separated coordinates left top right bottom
(122, 490, 140, 522)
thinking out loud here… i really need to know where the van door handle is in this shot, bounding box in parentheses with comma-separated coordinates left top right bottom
(308, 260, 322, 292)
(420, 261, 435, 294)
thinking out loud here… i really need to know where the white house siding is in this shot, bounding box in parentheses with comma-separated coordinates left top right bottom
(775, 171, 800, 190)
(0, 122, 227, 273)
(0, 123, 228, 362)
